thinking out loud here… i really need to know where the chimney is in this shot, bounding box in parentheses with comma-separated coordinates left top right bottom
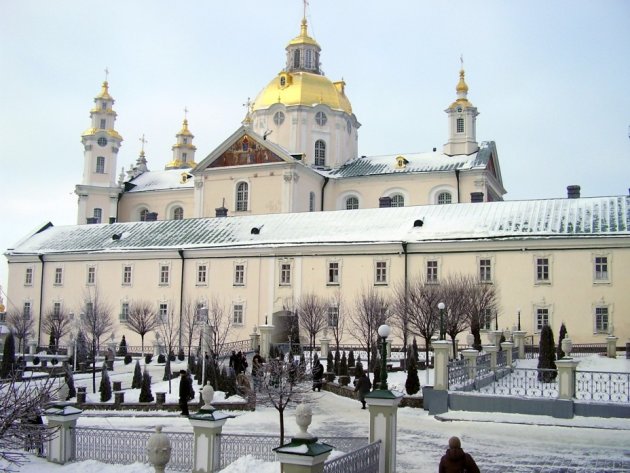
(145, 212, 158, 221)
(215, 206, 228, 218)
(109, 217, 116, 224)
(379, 196, 392, 208)
(567, 185, 581, 199)
(470, 192, 484, 203)
(432, 147, 437, 152)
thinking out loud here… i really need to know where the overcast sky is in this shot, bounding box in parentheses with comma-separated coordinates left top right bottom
(1, 0, 629, 293)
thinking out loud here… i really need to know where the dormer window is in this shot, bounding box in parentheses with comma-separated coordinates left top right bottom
(280, 76, 286, 87)
(395, 156, 409, 169)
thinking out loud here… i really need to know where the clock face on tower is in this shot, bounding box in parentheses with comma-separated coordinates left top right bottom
(97, 137, 107, 147)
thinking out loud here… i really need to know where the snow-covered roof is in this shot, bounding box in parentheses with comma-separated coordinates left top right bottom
(6, 195, 629, 256)
(325, 141, 494, 178)
(125, 169, 194, 193)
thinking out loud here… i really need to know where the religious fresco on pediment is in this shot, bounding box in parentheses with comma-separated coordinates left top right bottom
(207, 135, 285, 168)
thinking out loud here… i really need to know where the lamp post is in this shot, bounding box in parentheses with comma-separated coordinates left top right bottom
(377, 324, 391, 390)
(517, 308, 521, 331)
(495, 310, 499, 331)
(438, 302, 445, 341)
(69, 312, 79, 372)
(199, 306, 209, 386)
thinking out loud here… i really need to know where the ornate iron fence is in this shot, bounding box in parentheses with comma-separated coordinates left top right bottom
(476, 352, 492, 377)
(571, 344, 607, 356)
(575, 371, 630, 403)
(72, 427, 193, 471)
(497, 349, 507, 366)
(477, 368, 558, 398)
(447, 358, 470, 388)
(323, 440, 381, 473)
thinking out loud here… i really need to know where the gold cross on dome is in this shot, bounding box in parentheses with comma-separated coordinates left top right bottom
(460, 54, 464, 70)
(303, 0, 309, 20)
(184, 106, 189, 119)
(139, 134, 148, 152)
(104, 67, 109, 82)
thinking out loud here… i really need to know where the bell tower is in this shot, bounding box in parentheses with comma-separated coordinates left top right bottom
(75, 73, 123, 224)
(165, 110, 197, 170)
(443, 62, 479, 156)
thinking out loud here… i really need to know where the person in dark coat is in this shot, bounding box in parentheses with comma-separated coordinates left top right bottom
(312, 359, 324, 392)
(354, 372, 372, 409)
(178, 369, 194, 416)
(438, 436, 480, 473)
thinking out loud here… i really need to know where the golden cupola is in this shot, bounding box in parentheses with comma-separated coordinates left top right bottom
(165, 116, 197, 170)
(449, 68, 474, 109)
(251, 17, 352, 114)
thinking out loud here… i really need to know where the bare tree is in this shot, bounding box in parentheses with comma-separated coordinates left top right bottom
(0, 372, 60, 468)
(350, 287, 390, 375)
(180, 299, 202, 358)
(441, 275, 473, 358)
(41, 306, 72, 354)
(294, 293, 327, 362)
(203, 297, 233, 357)
(406, 278, 441, 365)
(125, 300, 158, 356)
(254, 356, 311, 446)
(80, 289, 114, 393)
(155, 303, 180, 394)
(464, 277, 499, 351)
(328, 290, 346, 354)
(391, 280, 412, 370)
(5, 309, 34, 354)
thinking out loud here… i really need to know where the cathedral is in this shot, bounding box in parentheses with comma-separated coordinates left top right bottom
(75, 16, 504, 226)
(4, 13, 628, 350)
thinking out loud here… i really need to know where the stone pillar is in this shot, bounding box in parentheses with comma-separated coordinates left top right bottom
(274, 404, 332, 473)
(29, 340, 38, 355)
(114, 391, 125, 407)
(492, 330, 503, 349)
(462, 349, 478, 380)
(556, 358, 579, 400)
(432, 341, 451, 391)
(155, 392, 166, 408)
(450, 339, 459, 360)
(512, 331, 527, 359)
(501, 341, 514, 366)
(606, 336, 618, 359)
(319, 337, 330, 359)
(189, 385, 235, 472)
(483, 345, 499, 370)
(250, 331, 260, 352)
(366, 390, 403, 473)
(258, 324, 274, 360)
(112, 381, 122, 391)
(44, 404, 82, 464)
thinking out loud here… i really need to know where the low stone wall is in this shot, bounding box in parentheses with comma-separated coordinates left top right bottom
(321, 381, 423, 409)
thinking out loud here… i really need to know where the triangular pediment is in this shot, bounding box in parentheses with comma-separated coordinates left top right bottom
(193, 127, 295, 173)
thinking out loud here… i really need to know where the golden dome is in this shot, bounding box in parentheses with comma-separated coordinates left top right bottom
(178, 119, 193, 137)
(449, 68, 473, 109)
(96, 81, 112, 100)
(287, 18, 320, 48)
(164, 159, 195, 170)
(456, 69, 468, 94)
(253, 71, 352, 114)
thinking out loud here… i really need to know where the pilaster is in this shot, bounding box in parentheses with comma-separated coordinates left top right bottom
(259, 324, 274, 359)
(366, 391, 403, 473)
(556, 358, 579, 400)
(44, 403, 82, 464)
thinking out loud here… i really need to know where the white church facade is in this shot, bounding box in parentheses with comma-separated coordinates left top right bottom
(4, 15, 629, 351)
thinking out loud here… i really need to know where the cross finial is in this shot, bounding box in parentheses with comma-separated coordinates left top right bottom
(184, 106, 189, 119)
(243, 97, 252, 112)
(460, 54, 464, 70)
(104, 67, 109, 82)
(139, 134, 148, 152)
(303, 0, 309, 21)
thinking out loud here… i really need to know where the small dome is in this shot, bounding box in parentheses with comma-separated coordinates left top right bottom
(287, 18, 320, 48)
(456, 69, 469, 94)
(253, 72, 352, 114)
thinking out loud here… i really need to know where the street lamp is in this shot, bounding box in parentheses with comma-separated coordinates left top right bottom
(517, 308, 521, 331)
(377, 324, 391, 390)
(495, 310, 499, 331)
(437, 302, 445, 341)
(199, 306, 209, 386)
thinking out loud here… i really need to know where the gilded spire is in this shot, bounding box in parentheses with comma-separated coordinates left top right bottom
(97, 81, 112, 100)
(449, 57, 473, 109)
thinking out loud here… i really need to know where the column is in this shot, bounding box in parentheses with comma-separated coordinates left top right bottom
(366, 391, 403, 473)
(44, 404, 82, 464)
(432, 340, 451, 391)
(606, 336, 618, 359)
(555, 358, 579, 400)
(250, 331, 260, 352)
(259, 324, 274, 359)
(483, 345, 499, 370)
(319, 337, 330, 359)
(492, 330, 503, 349)
(512, 331, 527, 359)
(461, 349, 478, 380)
(501, 341, 514, 366)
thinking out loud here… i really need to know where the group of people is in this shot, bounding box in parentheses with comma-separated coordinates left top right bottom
(229, 350, 248, 375)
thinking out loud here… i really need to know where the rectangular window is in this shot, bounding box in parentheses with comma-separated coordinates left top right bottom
(54, 267, 63, 285)
(536, 308, 549, 331)
(158, 303, 168, 322)
(536, 258, 550, 282)
(328, 262, 339, 285)
(122, 265, 132, 285)
(233, 304, 244, 325)
(53, 302, 61, 319)
(426, 260, 439, 283)
(87, 266, 96, 285)
(159, 265, 170, 285)
(120, 302, 129, 322)
(595, 307, 609, 333)
(594, 256, 609, 281)
(327, 306, 339, 328)
(23, 302, 32, 319)
(375, 261, 388, 285)
(197, 264, 207, 285)
(25, 267, 33, 286)
(85, 302, 94, 317)
(280, 263, 292, 285)
(99, 118, 106, 129)
(234, 264, 245, 286)
(96, 156, 105, 174)
(479, 259, 492, 283)
(456, 117, 464, 133)
(195, 302, 207, 323)
(480, 308, 492, 330)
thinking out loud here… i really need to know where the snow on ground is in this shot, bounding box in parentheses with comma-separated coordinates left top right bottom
(8, 354, 630, 472)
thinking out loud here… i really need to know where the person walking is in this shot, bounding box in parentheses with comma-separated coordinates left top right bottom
(178, 369, 194, 416)
(354, 371, 372, 409)
(438, 436, 480, 473)
(312, 358, 324, 392)
(251, 351, 264, 392)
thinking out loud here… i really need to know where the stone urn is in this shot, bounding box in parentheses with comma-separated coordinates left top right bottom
(561, 337, 573, 357)
(146, 425, 171, 473)
(201, 383, 215, 410)
(294, 404, 313, 439)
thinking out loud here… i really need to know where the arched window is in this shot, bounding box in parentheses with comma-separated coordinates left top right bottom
(173, 207, 184, 220)
(391, 194, 405, 207)
(139, 209, 149, 221)
(93, 208, 102, 223)
(346, 196, 359, 210)
(305, 49, 313, 69)
(314, 140, 326, 166)
(437, 192, 452, 205)
(456, 117, 464, 133)
(293, 49, 300, 68)
(236, 182, 249, 211)
(309, 191, 315, 212)
(96, 156, 105, 174)
(315, 111, 327, 126)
